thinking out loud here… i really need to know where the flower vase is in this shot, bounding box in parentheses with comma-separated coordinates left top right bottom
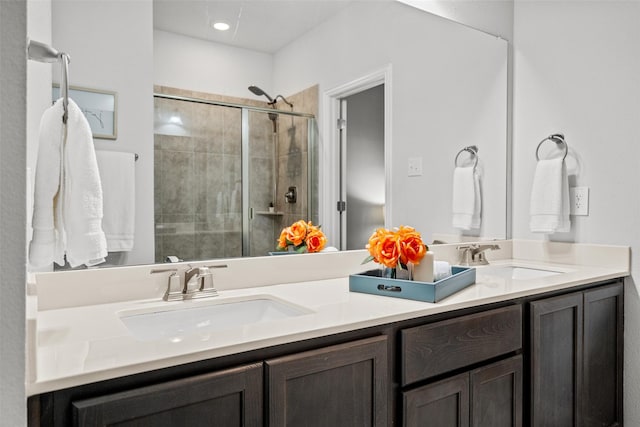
(382, 265, 412, 280)
(382, 267, 397, 279)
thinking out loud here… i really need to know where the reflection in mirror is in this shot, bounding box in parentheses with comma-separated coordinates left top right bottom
(153, 88, 318, 262)
(30, 0, 507, 270)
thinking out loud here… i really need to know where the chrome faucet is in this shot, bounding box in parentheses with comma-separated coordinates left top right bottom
(456, 243, 500, 266)
(151, 264, 227, 301)
(183, 266, 216, 296)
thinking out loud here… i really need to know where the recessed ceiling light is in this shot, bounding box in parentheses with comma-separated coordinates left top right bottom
(168, 115, 183, 125)
(212, 22, 230, 31)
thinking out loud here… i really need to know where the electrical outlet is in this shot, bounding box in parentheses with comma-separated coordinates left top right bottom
(570, 186, 589, 216)
(408, 157, 422, 176)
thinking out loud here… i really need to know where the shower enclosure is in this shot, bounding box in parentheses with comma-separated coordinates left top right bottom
(153, 90, 318, 262)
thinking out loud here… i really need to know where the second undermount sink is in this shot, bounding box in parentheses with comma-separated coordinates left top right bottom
(119, 295, 313, 341)
(479, 265, 566, 280)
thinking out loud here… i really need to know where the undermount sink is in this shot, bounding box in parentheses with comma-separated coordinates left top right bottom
(119, 295, 313, 341)
(479, 265, 566, 280)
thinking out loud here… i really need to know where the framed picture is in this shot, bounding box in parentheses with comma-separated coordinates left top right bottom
(52, 85, 118, 140)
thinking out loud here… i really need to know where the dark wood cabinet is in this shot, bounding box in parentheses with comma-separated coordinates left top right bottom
(403, 355, 522, 427)
(28, 279, 624, 427)
(404, 372, 470, 427)
(401, 305, 522, 385)
(401, 305, 523, 427)
(530, 282, 623, 427)
(71, 362, 263, 427)
(470, 355, 523, 427)
(266, 335, 388, 427)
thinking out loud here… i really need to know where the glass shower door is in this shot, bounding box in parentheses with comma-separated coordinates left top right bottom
(154, 96, 243, 262)
(245, 109, 279, 256)
(245, 109, 318, 256)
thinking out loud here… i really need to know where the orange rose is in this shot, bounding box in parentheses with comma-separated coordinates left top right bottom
(367, 228, 401, 268)
(397, 225, 426, 265)
(305, 228, 327, 253)
(366, 228, 387, 262)
(285, 220, 308, 246)
(277, 229, 288, 249)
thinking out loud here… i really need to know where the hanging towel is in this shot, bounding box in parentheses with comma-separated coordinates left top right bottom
(452, 166, 482, 230)
(96, 151, 136, 251)
(530, 158, 570, 233)
(29, 98, 107, 268)
(29, 99, 66, 268)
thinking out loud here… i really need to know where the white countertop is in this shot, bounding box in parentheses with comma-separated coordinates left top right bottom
(27, 248, 629, 396)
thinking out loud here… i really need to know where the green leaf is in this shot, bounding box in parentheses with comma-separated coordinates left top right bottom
(361, 255, 375, 265)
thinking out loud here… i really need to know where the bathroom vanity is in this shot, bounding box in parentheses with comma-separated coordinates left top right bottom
(26, 241, 628, 426)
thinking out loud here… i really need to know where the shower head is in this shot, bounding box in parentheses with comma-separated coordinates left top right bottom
(248, 86, 294, 109)
(248, 85, 274, 103)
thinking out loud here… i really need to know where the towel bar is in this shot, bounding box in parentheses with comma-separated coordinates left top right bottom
(27, 39, 71, 124)
(454, 145, 478, 169)
(536, 133, 568, 161)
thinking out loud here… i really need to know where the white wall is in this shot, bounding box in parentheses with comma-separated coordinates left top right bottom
(52, 0, 155, 266)
(154, 29, 273, 99)
(512, 1, 640, 424)
(0, 0, 27, 424)
(398, 0, 514, 40)
(273, 1, 508, 245)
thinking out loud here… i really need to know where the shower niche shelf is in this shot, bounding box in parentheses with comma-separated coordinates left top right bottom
(255, 211, 284, 216)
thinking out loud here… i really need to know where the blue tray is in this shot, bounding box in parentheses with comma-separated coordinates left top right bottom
(349, 266, 475, 303)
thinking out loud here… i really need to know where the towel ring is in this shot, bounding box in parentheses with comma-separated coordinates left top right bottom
(454, 145, 478, 169)
(536, 133, 568, 161)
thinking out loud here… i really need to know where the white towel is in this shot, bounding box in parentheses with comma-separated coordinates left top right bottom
(29, 98, 107, 268)
(529, 158, 570, 233)
(96, 151, 136, 251)
(452, 166, 481, 230)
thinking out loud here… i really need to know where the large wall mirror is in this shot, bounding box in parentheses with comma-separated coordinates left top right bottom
(27, 0, 508, 270)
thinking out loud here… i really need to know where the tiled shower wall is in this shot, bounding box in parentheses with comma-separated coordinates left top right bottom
(154, 85, 318, 262)
(270, 85, 320, 251)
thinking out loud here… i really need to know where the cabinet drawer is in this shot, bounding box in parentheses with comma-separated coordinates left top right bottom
(401, 304, 522, 385)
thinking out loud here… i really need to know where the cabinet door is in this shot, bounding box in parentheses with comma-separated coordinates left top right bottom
(530, 292, 583, 427)
(72, 363, 263, 427)
(470, 355, 522, 427)
(583, 283, 623, 427)
(403, 373, 470, 427)
(266, 335, 388, 427)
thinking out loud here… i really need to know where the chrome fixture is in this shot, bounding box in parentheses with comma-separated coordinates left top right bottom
(27, 39, 70, 123)
(536, 133, 568, 161)
(151, 264, 228, 301)
(454, 145, 479, 170)
(284, 186, 297, 203)
(456, 243, 500, 266)
(248, 85, 293, 108)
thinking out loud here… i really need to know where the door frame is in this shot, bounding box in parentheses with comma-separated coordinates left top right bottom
(321, 65, 393, 249)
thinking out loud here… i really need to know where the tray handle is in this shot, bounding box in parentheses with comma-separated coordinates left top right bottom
(377, 284, 402, 293)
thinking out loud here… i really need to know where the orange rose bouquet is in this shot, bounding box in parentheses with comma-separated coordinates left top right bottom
(363, 226, 427, 277)
(277, 220, 327, 253)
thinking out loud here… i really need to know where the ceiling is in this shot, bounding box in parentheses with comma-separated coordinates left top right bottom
(153, 0, 360, 54)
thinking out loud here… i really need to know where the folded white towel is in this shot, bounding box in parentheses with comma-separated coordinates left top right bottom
(29, 98, 107, 268)
(434, 261, 452, 281)
(96, 151, 136, 251)
(452, 166, 482, 230)
(529, 158, 570, 233)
